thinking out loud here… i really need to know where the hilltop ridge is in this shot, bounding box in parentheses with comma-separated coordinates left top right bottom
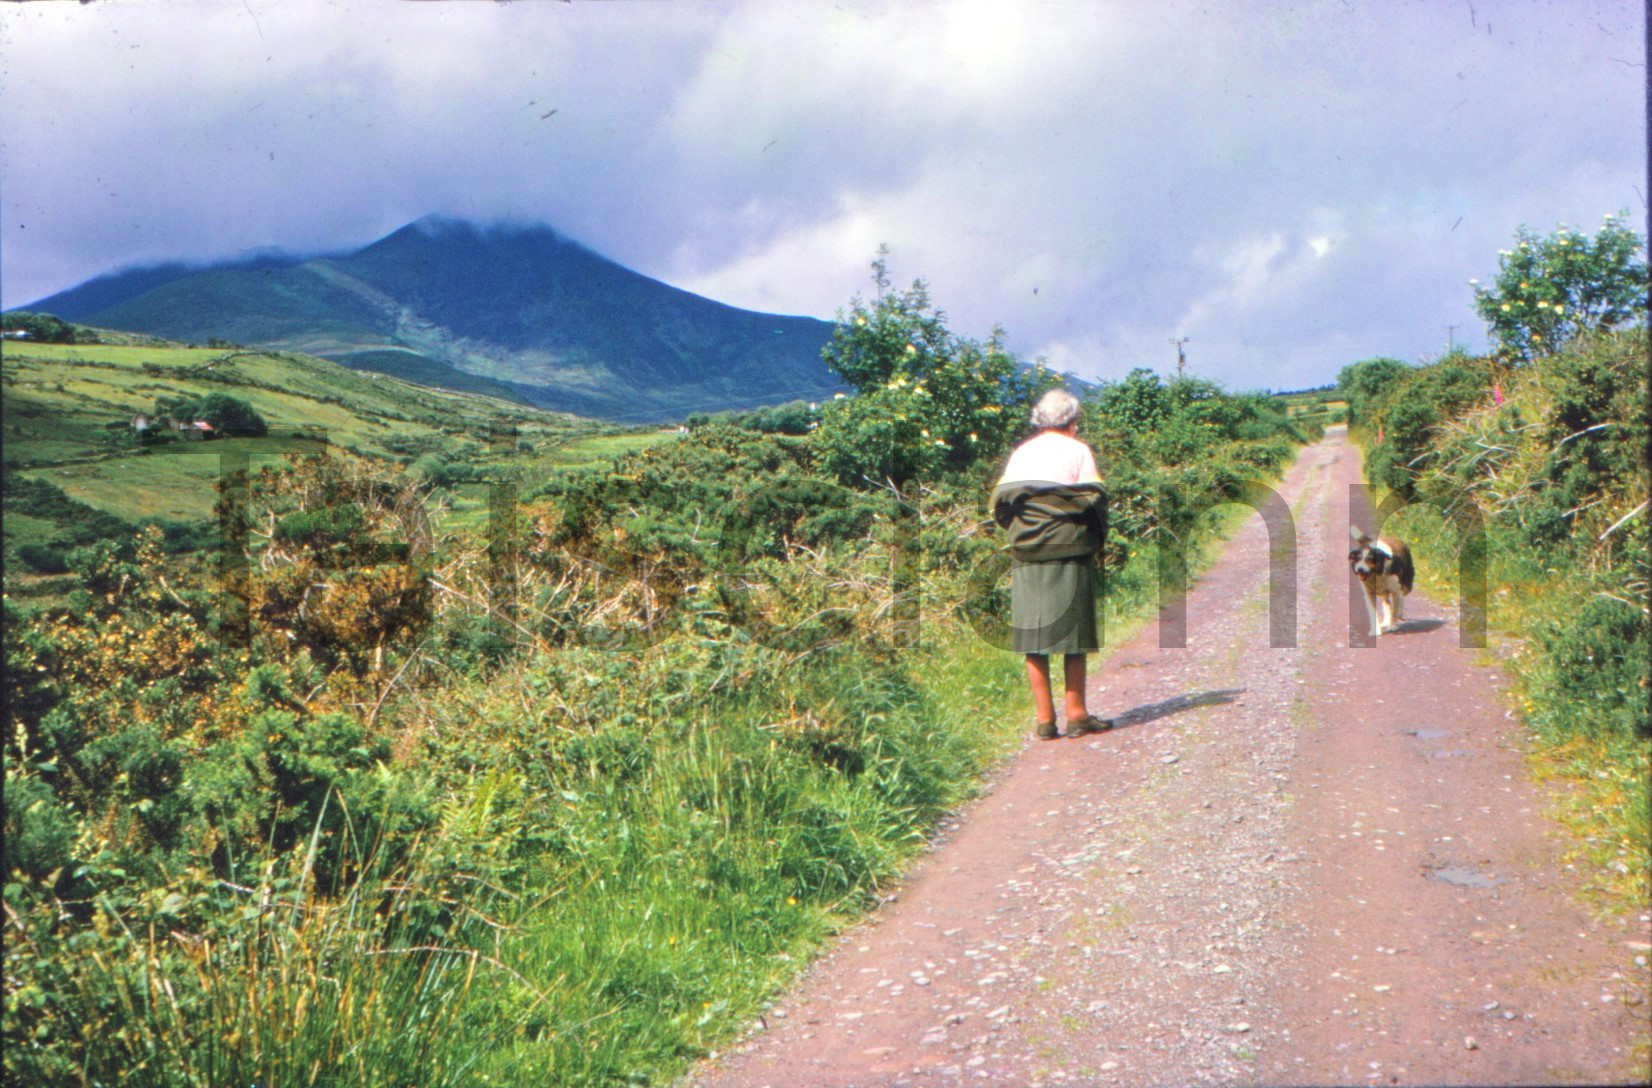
(24, 217, 846, 422)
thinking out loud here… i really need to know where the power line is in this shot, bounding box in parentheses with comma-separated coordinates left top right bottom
(1169, 337, 1190, 378)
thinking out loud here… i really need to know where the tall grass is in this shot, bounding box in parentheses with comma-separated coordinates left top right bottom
(6, 385, 1309, 1085)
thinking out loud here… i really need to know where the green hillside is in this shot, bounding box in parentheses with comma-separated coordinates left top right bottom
(2, 331, 675, 594)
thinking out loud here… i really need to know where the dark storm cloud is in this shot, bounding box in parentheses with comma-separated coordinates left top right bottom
(1, 0, 1642, 391)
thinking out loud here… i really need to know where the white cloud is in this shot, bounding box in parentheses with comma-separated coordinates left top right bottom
(1, 0, 1642, 392)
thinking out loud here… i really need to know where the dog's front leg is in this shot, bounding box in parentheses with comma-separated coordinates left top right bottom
(1363, 588, 1382, 637)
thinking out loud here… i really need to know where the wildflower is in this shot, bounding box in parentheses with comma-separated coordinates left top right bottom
(1535, 301, 1548, 309)
(920, 429, 930, 437)
(786, 897, 797, 905)
(905, 344, 917, 355)
(969, 433, 978, 442)
(1500, 304, 1511, 312)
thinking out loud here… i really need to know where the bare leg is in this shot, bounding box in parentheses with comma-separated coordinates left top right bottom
(1026, 654, 1056, 725)
(1063, 653, 1089, 721)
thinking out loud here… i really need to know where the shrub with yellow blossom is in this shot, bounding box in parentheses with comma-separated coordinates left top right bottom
(1472, 211, 1646, 362)
(814, 249, 1058, 488)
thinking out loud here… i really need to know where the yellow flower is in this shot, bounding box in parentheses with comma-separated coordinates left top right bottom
(787, 897, 797, 905)
(920, 429, 930, 437)
(1500, 304, 1512, 312)
(905, 344, 917, 355)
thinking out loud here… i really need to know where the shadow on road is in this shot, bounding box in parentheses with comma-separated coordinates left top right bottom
(1106, 688, 1245, 731)
(1348, 617, 1448, 640)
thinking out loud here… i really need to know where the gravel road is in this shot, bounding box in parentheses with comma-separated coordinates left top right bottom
(685, 428, 1650, 1088)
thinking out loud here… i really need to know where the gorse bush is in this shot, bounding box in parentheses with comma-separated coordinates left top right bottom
(1470, 211, 1647, 362)
(814, 250, 1058, 486)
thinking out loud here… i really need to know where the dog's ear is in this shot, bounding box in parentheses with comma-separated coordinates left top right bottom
(1349, 525, 1369, 545)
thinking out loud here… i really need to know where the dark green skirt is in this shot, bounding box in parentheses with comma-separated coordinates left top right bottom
(1010, 556, 1099, 654)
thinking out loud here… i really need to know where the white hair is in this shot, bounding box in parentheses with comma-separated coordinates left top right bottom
(1030, 388, 1082, 430)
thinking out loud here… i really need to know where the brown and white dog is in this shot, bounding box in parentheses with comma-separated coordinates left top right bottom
(1349, 526, 1415, 637)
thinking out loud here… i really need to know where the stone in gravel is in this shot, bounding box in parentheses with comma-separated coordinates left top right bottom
(1161, 755, 1180, 764)
(1226, 1022, 1251, 1033)
(987, 1005, 1011, 1019)
(1464, 1036, 1478, 1050)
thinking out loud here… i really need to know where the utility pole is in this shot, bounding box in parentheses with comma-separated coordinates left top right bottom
(1444, 324, 1459, 353)
(1169, 337, 1190, 378)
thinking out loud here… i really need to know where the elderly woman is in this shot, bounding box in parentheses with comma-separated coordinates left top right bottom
(992, 388, 1113, 740)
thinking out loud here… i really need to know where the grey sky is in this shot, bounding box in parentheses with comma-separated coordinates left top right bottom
(1, 0, 1643, 391)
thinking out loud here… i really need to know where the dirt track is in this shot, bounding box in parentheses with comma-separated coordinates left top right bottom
(685, 428, 1650, 1088)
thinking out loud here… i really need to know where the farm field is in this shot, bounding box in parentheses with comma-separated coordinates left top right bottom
(1, 334, 670, 598)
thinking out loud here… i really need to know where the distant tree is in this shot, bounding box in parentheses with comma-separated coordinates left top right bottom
(737, 401, 818, 435)
(1, 311, 88, 344)
(1471, 211, 1647, 362)
(1335, 357, 1413, 426)
(154, 392, 268, 436)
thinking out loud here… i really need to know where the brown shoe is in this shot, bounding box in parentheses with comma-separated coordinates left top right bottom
(1065, 716, 1114, 737)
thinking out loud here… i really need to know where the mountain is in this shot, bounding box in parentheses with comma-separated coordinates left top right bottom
(24, 218, 847, 422)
